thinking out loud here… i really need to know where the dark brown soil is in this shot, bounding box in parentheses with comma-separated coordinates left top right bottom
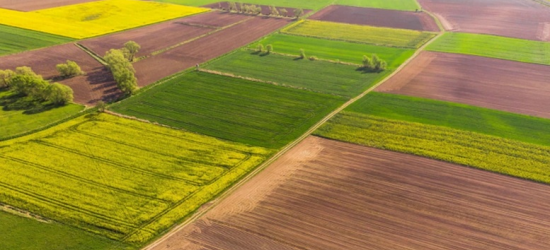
(133, 16, 291, 86)
(309, 5, 439, 31)
(376, 51, 550, 119)
(79, 12, 251, 58)
(204, 2, 311, 17)
(147, 136, 550, 250)
(418, 0, 550, 41)
(0, 43, 118, 105)
(0, 0, 98, 11)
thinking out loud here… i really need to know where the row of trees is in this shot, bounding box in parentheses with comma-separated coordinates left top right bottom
(362, 54, 387, 72)
(0, 67, 73, 105)
(223, 2, 304, 18)
(103, 41, 141, 96)
(256, 44, 273, 54)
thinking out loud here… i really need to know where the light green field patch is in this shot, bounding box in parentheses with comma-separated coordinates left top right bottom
(426, 32, 550, 65)
(334, 0, 420, 11)
(0, 25, 73, 56)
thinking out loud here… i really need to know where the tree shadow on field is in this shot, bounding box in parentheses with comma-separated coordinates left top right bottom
(0, 89, 59, 115)
(355, 66, 382, 74)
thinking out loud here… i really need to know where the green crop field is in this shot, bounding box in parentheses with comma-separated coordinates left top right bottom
(426, 32, 550, 65)
(0, 90, 85, 140)
(335, 0, 420, 10)
(204, 50, 389, 97)
(282, 20, 436, 48)
(110, 72, 345, 148)
(0, 113, 272, 244)
(348, 93, 550, 147)
(0, 25, 73, 56)
(0, 211, 132, 250)
(315, 112, 550, 184)
(250, 34, 415, 68)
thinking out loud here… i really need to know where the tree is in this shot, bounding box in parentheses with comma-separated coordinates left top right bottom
(280, 8, 288, 17)
(266, 44, 273, 54)
(294, 8, 304, 19)
(229, 2, 237, 12)
(56, 60, 84, 78)
(45, 83, 73, 105)
(362, 55, 374, 70)
(104, 49, 138, 95)
(237, 2, 243, 13)
(0, 69, 15, 88)
(123, 41, 141, 62)
(371, 54, 387, 71)
(96, 100, 106, 112)
(10, 67, 47, 98)
(270, 6, 279, 16)
(300, 49, 306, 59)
(257, 44, 264, 53)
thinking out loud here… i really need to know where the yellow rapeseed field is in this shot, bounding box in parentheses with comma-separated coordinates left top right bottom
(0, 0, 208, 39)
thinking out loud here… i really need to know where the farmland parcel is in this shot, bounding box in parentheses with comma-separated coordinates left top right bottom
(0, 25, 73, 56)
(149, 137, 550, 250)
(0, 113, 272, 244)
(0, 0, 208, 39)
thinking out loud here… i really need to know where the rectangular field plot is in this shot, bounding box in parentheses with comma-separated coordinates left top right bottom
(334, 0, 420, 11)
(281, 20, 436, 48)
(0, 0, 99, 11)
(151, 136, 550, 250)
(350, 92, 550, 147)
(0, 113, 271, 244)
(250, 34, 415, 67)
(315, 112, 550, 184)
(426, 32, 550, 65)
(0, 0, 209, 39)
(376, 51, 550, 119)
(110, 72, 345, 148)
(204, 51, 388, 97)
(0, 24, 73, 56)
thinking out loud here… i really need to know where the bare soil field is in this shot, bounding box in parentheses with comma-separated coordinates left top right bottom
(309, 5, 439, 31)
(147, 136, 550, 250)
(376, 51, 550, 118)
(418, 0, 550, 41)
(204, 2, 312, 17)
(0, 43, 118, 105)
(133, 16, 290, 86)
(0, 0, 98, 11)
(79, 12, 251, 58)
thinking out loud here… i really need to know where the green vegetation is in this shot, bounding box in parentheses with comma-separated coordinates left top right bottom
(426, 32, 550, 65)
(104, 49, 138, 95)
(0, 211, 132, 250)
(0, 24, 73, 56)
(250, 34, 414, 68)
(315, 112, 550, 184)
(154, 0, 419, 10)
(282, 20, 436, 48)
(111, 72, 345, 148)
(0, 113, 271, 244)
(204, 51, 389, 97)
(348, 92, 550, 147)
(56, 60, 85, 78)
(335, 0, 420, 10)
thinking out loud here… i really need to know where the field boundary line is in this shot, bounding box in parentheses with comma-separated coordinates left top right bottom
(74, 43, 108, 66)
(142, 14, 446, 250)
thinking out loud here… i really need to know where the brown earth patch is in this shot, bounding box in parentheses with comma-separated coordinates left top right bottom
(309, 5, 439, 31)
(147, 136, 550, 250)
(133, 16, 291, 86)
(204, 2, 312, 17)
(0, 0, 98, 11)
(376, 51, 550, 119)
(0, 43, 119, 105)
(79, 12, 251, 58)
(418, 0, 550, 40)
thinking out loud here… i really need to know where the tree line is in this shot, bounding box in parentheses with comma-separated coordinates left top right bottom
(104, 41, 140, 96)
(222, 2, 303, 18)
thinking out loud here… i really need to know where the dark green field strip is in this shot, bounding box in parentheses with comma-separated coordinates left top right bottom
(348, 92, 550, 147)
(0, 25, 73, 56)
(204, 51, 389, 97)
(111, 72, 345, 148)
(426, 32, 550, 65)
(251, 34, 415, 68)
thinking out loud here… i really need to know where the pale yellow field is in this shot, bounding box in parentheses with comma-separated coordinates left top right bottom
(0, 0, 208, 39)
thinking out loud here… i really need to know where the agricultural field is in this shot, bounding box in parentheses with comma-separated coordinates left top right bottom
(282, 20, 436, 48)
(250, 34, 415, 67)
(315, 112, 550, 184)
(418, 0, 550, 41)
(150, 136, 550, 250)
(110, 72, 345, 148)
(0, 113, 272, 245)
(204, 2, 312, 16)
(0, 0, 99, 11)
(0, 211, 131, 250)
(426, 32, 550, 65)
(349, 92, 550, 147)
(0, 0, 208, 39)
(309, 5, 438, 31)
(0, 25, 73, 56)
(203, 50, 389, 97)
(376, 51, 550, 119)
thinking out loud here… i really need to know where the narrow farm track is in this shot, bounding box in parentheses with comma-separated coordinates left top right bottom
(142, 11, 445, 250)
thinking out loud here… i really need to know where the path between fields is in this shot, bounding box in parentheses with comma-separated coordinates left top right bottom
(142, 11, 445, 250)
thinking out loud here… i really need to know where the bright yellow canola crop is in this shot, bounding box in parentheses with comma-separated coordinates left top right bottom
(0, 0, 208, 39)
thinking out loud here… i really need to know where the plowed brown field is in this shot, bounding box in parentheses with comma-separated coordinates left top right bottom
(0, 43, 118, 105)
(133, 16, 290, 86)
(79, 12, 250, 58)
(0, 0, 98, 11)
(147, 136, 550, 250)
(309, 5, 439, 31)
(376, 51, 550, 118)
(418, 0, 550, 41)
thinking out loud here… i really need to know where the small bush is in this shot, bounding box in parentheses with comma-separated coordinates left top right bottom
(309, 56, 318, 61)
(299, 49, 306, 59)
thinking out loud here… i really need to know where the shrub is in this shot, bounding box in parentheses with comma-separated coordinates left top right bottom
(266, 44, 273, 54)
(299, 49, 306, 59)
(309, 56, 318, 61)
(56, 60, 84, 78)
